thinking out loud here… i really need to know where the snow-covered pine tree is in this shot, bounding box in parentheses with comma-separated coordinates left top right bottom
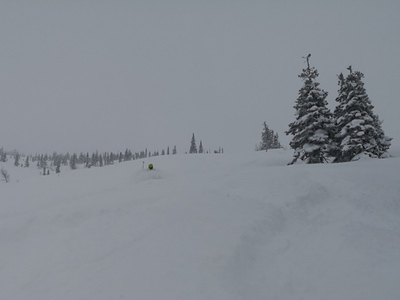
(91, 151, 100, 166)
(63, 153, 70, 166)
(258, 122, 282, 151)
(272, 132, 282, 149)
(109, 152, 116, 163)
(286, 54, 334, 164)
(69, 153, 78, 170)
(0, 148, 7, 162)
(172, 146, 177, 155)
(78, 153, 85, 164)
(25, 156, 30, 168)
(38, 154, 46, 170)
(260, 122, 272, 150)
(333, 67, 391, 162)
(199, 141, 204, 153)
(14, 152, 20, 167)
(189, 134, 197, 153)
(124, 149, 132, 161)
(374, 115, 392, 157)
(55, 159, 61, 173)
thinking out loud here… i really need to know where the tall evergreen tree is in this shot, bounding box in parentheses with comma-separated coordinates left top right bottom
(189, 134, 197, 153)
(286, 54, 334, 164)
(25, 156, 30, 168)
(69, 153, 78, 170)
(124, 149, 132, 161)
(78, 153, 85, 165)
(40, 155, 46, 169)
(333, 67, 391, 161)
(91, 151, 99, 166)
(272, 132, 281, 149)
(85, 153, 90, 168)
(62, 153, 70, 166)
(55, 159, 61, 173)
(259, 122, 281, 150)
(375, 115, 392, 157)
(104, 153, 109, 165)
(260, 122, 272, 150)
(109, 152, 116, 164)
(0, 148, 7, 162)
(199, 141, 204, 153)
(172, 146, 177, 155)
(14, 152, 20, 167)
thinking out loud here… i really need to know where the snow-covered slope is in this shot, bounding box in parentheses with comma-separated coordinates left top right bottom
(1, 150, 400, 300)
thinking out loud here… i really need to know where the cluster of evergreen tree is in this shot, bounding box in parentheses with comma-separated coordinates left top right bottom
(189, 134, 200, 153)
(62, 146, 178, 170)
(256, 122, 281, 151)
(286, 55, 391, 164)
(189, 134, 223, 154)
(0, 144, 179, 175)
(32, 153, 69, 174)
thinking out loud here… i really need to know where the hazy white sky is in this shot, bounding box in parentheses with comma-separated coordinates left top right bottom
(1, 1, 399, 154)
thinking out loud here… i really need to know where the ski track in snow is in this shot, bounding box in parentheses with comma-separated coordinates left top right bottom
(218, 159, 400, 300)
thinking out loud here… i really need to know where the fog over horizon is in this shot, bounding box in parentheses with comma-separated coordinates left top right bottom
(1, 1, 399, 155)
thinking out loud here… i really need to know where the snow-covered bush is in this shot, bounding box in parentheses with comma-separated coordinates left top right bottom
(1, 167, 10, 183)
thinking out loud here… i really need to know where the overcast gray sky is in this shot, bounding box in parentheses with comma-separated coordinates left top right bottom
(1, 0, 399, 155)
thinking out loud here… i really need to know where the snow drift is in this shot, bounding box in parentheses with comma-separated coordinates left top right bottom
(1, 149, 400, 300)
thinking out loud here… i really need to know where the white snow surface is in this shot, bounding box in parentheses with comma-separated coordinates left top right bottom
(1, 150, 400, 300)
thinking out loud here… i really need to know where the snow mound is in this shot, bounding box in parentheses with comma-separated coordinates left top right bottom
(1, 151, 400, 300)
(135, 168, 165, 182)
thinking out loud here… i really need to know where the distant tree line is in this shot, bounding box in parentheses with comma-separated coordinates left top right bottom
(0, 145, 179, 176)
(189, 133, 223, 154)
